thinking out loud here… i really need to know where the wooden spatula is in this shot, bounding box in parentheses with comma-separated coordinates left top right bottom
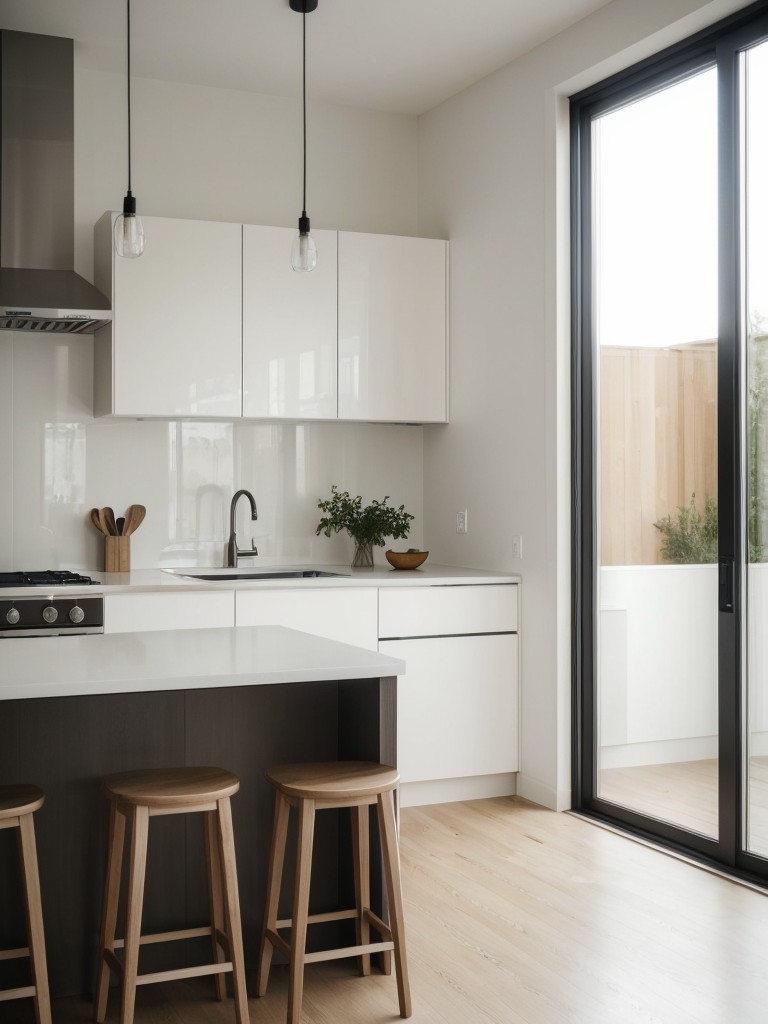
(123, 504, 146, 536)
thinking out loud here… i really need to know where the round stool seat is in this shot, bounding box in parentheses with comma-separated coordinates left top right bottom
(102, 766, 239, 808)
(0, 784, 45, 819)
(266, 761, 399, 801)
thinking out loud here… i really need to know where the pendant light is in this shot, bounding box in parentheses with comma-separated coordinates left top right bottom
(114, 0, 145, 258)
(290, 0, 318, 272)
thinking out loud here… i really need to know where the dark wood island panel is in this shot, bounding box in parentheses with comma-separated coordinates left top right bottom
(0, 675, 396, 998)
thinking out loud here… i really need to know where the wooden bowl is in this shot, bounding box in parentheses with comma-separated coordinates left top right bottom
(385, 550, 429, 570)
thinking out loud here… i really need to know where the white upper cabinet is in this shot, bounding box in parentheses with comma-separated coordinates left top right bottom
(94, 213, 242, 418)
(242, 225, 337, 419)
(338, 231, 448, 423)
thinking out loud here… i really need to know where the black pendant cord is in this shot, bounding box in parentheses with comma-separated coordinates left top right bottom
(126, 0, 133, 200)
(301, 8, 307, 219)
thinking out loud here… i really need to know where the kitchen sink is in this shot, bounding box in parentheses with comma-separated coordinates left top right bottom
(165, 568, 350, 581)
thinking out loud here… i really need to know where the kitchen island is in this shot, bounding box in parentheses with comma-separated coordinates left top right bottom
(0, 625, 404, 998)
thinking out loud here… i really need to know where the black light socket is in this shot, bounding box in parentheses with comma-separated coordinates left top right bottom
(298, 212, 311, 235)
(122, 191, 137, 215)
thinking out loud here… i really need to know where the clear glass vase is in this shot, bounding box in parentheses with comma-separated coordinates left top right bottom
(352, 541, 374, 568)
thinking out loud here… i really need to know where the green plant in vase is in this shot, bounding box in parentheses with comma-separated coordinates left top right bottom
(316, 485, 414, 568)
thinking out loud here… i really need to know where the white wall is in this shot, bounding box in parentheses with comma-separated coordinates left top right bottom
(73, 70, 421, 280)
(0, 66, 425, 573)
(417, 0, 748, 809)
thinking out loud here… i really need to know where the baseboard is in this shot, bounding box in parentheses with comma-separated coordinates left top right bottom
(515, 772, 571, 811)
(601, 736, 717, 770)
(399, 772, 517, 808)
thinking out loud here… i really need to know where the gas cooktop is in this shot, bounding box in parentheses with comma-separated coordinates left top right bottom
(0, 570, 101, 588)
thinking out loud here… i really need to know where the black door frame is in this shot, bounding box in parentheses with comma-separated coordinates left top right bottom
(571, 0, 768, 884)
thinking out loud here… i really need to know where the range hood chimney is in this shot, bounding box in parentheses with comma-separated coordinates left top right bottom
(0, 30, 111, 333)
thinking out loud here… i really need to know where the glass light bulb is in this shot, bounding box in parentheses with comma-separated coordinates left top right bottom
(291, 230, 317, 273)
(114, 212, 145, 259)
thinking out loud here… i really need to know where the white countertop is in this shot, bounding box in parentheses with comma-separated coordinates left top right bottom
(0, 625, 405, 701)
(0, 563, 520, 597)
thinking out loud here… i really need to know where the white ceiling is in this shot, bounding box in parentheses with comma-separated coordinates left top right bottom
(0, 0, 614, 115)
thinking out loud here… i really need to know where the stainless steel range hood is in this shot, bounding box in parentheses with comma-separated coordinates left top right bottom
(0, 30, 111, 334)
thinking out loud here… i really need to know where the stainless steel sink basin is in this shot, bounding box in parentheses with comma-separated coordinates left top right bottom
(166, 568, 350, 581)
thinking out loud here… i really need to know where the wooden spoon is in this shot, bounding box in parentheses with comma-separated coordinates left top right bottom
(102, 507, 118, 536)
(90, 508, 108, 534)
(123, 504, 146, 536)
(96, 508, 115, 536)
(116, 517, 125, 536)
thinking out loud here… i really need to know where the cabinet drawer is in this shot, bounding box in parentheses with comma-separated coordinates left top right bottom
(236, 588, 378, 651)
(378, 584, 517, 638)
(105, 591, 235, 633)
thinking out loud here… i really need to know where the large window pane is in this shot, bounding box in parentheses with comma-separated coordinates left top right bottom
(593, 69, 719, 836)
(745, 38, 768, 859)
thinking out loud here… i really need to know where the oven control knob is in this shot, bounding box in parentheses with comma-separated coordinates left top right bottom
(42, 605, 58, 624)
(69, 605, 85, 624)
(6, 607, 20, 625)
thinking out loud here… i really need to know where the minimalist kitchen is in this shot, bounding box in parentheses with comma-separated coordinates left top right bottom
(2, 2, 768, 1024)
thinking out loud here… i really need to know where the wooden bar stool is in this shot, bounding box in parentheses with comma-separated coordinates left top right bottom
(0, 785, 51, 1024)
(257, 761, 411, 1023)
(94, 766, 248, 1024)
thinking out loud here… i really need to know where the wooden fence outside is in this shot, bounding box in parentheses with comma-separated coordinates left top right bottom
(599, 342, 717, 566)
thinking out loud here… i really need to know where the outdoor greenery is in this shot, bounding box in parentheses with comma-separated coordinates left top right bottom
(316, 485, 414, 548)
(652, 321, 768, 566)
(654, 493, 718, 564)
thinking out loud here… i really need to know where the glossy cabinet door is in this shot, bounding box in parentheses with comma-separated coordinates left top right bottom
(242, 225, 337, 419)
(379, 583, 519, 790)
(380, 634, 519, 783)
(94, 213, 242, 417)
(338, 231, 448, 423)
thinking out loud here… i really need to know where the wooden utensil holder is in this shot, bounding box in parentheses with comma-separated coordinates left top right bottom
(105, 536, 130, 573)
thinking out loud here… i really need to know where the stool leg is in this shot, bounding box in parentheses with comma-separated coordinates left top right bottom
(288, 798, 315, 1024)
(17, 812, 52, 1024)
(204, 810, 227, 1001)
(215, 796, 249, 1024)
(257, 790, 290, 998)
(376, 791, 411, 1018)
(350, 805, 371, 976)
(95, 801, 126, 1023)
(121, 804, 149, 1024)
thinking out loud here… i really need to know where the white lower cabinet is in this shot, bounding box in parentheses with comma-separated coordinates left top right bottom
(378, 584, 519, 803)
(235, 588, 378, 651)
(105, 591, 235, 633)
(379, 633, 518, 783)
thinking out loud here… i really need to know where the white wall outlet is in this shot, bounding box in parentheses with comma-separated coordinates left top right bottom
(512, 535, 523, 559)
(456, 509, 468, 534)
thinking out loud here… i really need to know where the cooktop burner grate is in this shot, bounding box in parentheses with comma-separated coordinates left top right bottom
(0, 570, 100, 587)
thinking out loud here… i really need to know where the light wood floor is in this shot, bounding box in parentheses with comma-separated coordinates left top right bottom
(6, 797, 768, 1024)
(600, 756, 768, 851)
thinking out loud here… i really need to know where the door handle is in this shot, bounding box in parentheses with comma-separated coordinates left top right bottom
(719, 557, 734, 613)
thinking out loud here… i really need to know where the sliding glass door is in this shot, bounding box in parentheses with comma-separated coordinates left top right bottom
(572, 3, 768, 881)
(745, 36, 768, 860)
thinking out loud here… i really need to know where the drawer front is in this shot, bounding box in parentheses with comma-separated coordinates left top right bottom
(236, 588, 379, 651)
(105, 591, 235, 633)
(378, 584, 517, 638)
